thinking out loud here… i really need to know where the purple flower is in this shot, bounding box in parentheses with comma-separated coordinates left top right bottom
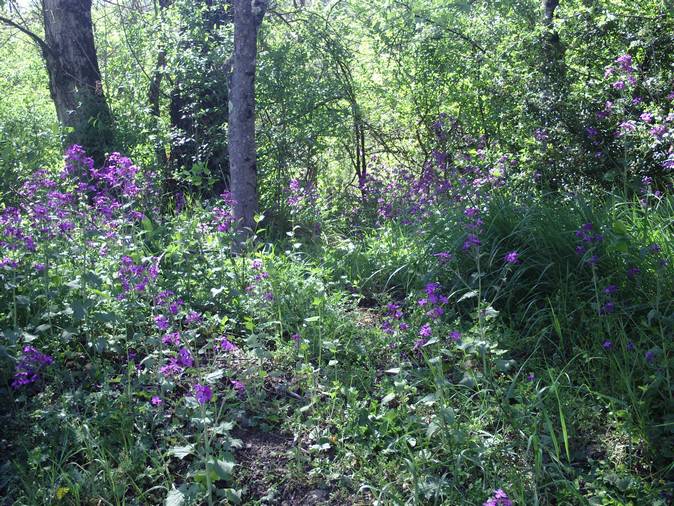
(627, 341, 635, 352)
(154, 315, 170, 331)
(645, 350, 655, 363)
(504, 251, 520, 264)
(600, 302, 615, 315)
(251, 259, 263, 270)
(483, 488, 513, 506)
(218, 337, 238, 352)
(399, 322, 410, 331)
(194, 383, 213, 404)
(34, 263, 46, 272)
(586, 127, 598, 138)
(612, 80, 625, 90)
(433, 251, 452, 263)
(626, 266, 640, 279)
(650, 125, 667, 138)
(586, 255, 599, 267)
(231, 379, 246, 395)
(603, 285, 618, 295)
(151, 396, 163, 406)
(185, 311, 202, 326)
(159, 359, 183, 377)
(602, 340, 613, 350)
(162, 331, 181, 346)
(413, 338, 428, 351)
(618, 120, 636, 134)
(527, 373, 535, 382)
(463, 234, 481, 250)
(449, 330, 461, 342)
(177, 347, 193, 368)
(291, 333, 301, 342)
(11, 346, 54, 389)
(419, 323, 432, 338)
(640, 113, 654, 123)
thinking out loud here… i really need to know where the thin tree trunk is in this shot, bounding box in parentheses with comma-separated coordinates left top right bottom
(228, 0, 267, 237)
(42, 0, 114, 164)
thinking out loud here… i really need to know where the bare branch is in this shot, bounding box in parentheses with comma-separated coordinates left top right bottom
(0, 13, 51, 54)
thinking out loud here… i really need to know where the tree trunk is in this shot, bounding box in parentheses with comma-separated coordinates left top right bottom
(228, 0, 267, 236)
(42, 0, 114, 164)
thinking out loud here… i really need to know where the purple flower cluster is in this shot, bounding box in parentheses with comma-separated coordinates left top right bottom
(381, 302, 408, 335)
(483, 489, 512, 506)
(11, 346, 54, 389)
(118, 255, 159, 298)
(211, 191, 237, 233)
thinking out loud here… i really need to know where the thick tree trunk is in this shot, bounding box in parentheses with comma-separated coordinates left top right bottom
(228, 0, 267, 236)
(42, 0, 114, 164)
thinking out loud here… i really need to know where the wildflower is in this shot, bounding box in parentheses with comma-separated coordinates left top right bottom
(626, 266, 640, 279)
(618, 120, 636, 134)
(603, 285, 618, 295)
(419, 324, 432, 338)
(399, 322, 410, 331)
(483, 488, 513, 506)
(615, 53, 633, 70)
(504, 251, 520, 264)
(449, 330, 461, 342)
(34, 263, 46, 272)
(154, 315, 170, 331)
(586, 127, 598, 138)
(185, 311, 202, 326)
(159, 359, 183, 377)
(291, 333, 301, 342)
(640, 113, 654, 123)
(612, 80, 625, 90)
(251, 259, 263, 270)
(463, 234, 481, 250)
(151, 396, 163, 406)
(602, 340, 613, 350)
(645, 350, 655, 363)
(177, 347, 193, 368)
(626, 341, 635, 352)
(433, 251, 452, 263)
(413, 338, 428, 351)
(600, 302, 615, 315)
(218, 337, 238, 352)
(162, 331, 181, 346)
(231, 380, 245, 395)
(648, 243, 661, 254)
(11, 346, 54, 389)
(527, 373, 535, 382)
(650, 125, 667, 138)
(586, 255, 599, 267)
(194, 383, 213, 404)
(263, 291, 274, 302)
(426, 306, 444, 320)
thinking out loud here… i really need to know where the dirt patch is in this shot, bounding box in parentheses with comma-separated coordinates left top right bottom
(234, 428, 366, 505)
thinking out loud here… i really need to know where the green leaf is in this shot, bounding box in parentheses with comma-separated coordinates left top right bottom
(208, 456, 235, 481)
(168, 444, 195, 459)
(165, 487, 185, 506)
(381, 392, 396, 406)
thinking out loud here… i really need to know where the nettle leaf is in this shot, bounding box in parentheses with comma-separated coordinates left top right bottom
(168, 444, 195, 459)
(381, 392, 396, 406)
(458, 290, 477, 302)
(208, 455, 235, 481)
(165, 487, 185, 506)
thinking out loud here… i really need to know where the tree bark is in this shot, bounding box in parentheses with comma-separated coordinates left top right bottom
(42, 0, 114, 164)
(228, 0, 267, 236)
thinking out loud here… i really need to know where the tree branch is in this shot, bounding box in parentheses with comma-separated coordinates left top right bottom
(0, 14, 51, 55)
